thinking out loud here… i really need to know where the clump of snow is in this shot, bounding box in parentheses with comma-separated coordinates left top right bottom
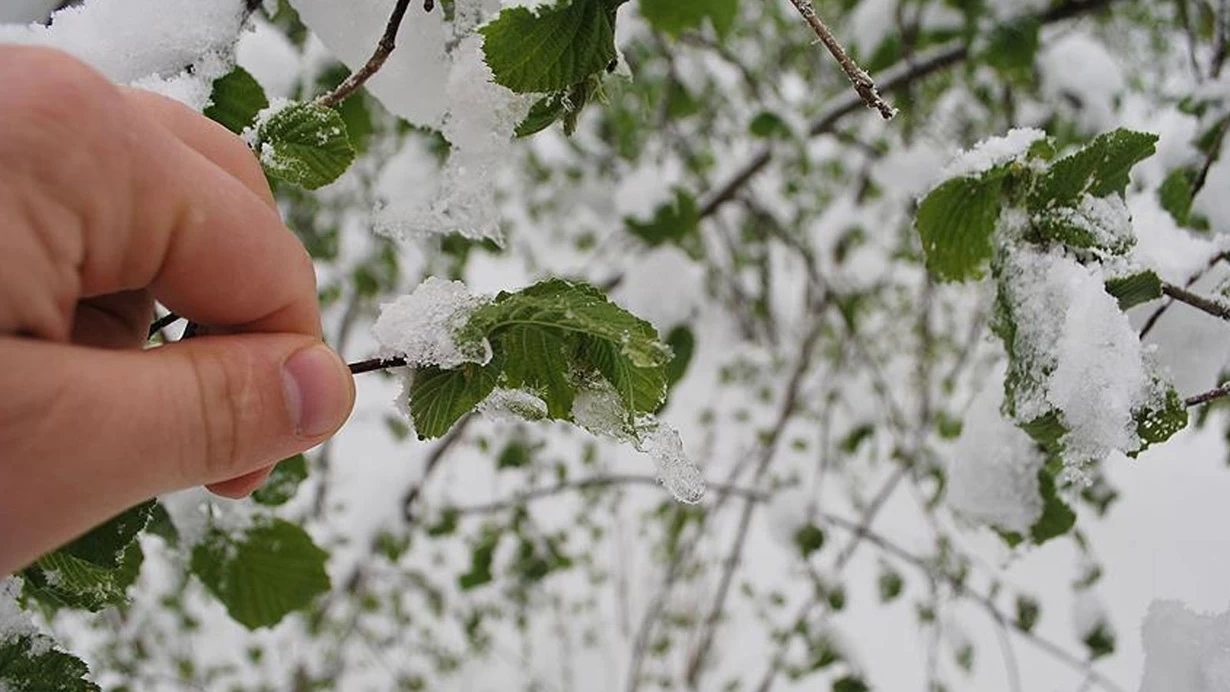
(0, 578, 37, 644)
(0, 0, 247, 111)
(638, 423, 706, 505)
(946, 376, 1046, 535)
(1038, 33, 1125, 133)
(372, 277, 491, 369)
(938, 128, 1046, 182)
(998, 247, 1148, 477)
(571, 381, 633, 441)
(478, 388, 549, 422)
(236, 16, 301, 99)
(1140, 600, 1230, 692)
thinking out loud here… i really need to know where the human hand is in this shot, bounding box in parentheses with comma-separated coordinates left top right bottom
(0, 47, 356, 575)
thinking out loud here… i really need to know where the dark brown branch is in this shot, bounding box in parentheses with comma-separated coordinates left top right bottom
(316, 0, 416, 108)
(348, 355, 408, 374)
(1161, 282, 1230, 322)
(784, 0, 895, 119)
(1186, 382, 1230, 408)
(147, 312, 182, 339)
(698, 0, 1124, 221)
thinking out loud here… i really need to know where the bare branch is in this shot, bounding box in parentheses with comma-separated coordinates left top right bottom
(317, 0, 416, 108)
(783, 0, 895, 119)
(1186, 382, 1230, 408)
(1161, 282, 1230, 323)
(348, 355, 408, 375)
(451, 474, 768, 516)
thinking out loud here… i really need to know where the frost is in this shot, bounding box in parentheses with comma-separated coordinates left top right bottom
(1140, 600, 1230, 692)
(946, 377, 1046, 535)
(0, 0, 246, 111)
(478, 388, 549, 422)
(999, 247, 1147, 477)
(571, 381, 633, 441)
(939, 128, 1046, 182)
(1038, 193, 1134, 254)
(372, 277, 491, 369)
(638, 422, 706, 505)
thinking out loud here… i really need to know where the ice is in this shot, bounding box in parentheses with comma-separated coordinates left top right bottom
(478, 388, 550, 422)
(0, 0, 246, 111)
(946, 376, 1046, 535)
(999, 246, 1148, 477)
(938, 128, 1046, 182)
(1141, 601, 1230, 692)
(372, 277, 491, 369)
(638, 422, 706, 505)
(571, 381, 633, 441)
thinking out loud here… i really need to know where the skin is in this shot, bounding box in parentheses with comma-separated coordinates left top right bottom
(0, 46, 356, 576)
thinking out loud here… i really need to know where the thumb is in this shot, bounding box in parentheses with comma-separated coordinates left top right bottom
(0, 334, 354, 571)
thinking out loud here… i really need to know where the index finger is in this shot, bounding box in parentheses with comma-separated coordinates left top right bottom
(0, 46, 320, 339)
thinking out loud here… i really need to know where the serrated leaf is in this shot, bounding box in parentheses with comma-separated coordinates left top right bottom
(0, 633, 100, 692)
(499, 325, 578, 418)
(204, 66, 269, 135)
(251, 454, 309, 506)
(190, 518, 330, 629)
(22, 541, 143, 612)
(481, 0, 622, 94)
(1105, 270, 1162, 310)
(916, 167, 1008, 281)
(1135, 382, 1189, 449)
(579, 336, 667, 414)
(640, 0, 738, 37)
(1030, 129, 1158, 208)
(253, 102, 355, 189)
(516, 93, 570, 138)
(410, 361, 501, 440)
(60, 501, 154, 569)
(1159, 167, 1199, 227)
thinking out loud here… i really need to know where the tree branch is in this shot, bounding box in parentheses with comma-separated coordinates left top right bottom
(1161, 282, 1230, 323)
(451, 474, 768, 516)
(1185, 382, 1230, 408)
(348, 355, 408, 375)
(316, 0, 417, 108)
(784, 0, 895, 119)
(698, 0, 1125, 221)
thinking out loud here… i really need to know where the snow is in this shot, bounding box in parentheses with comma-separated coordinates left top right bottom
(999, 246, 1149, 478)
(1140, 600, 1230, 692)
(372, 277, 491, 369)
(637, 422, 706, 505)
(0, 578, 37, 644)
(1040, 193, 1135, 255)
(1038, 33, 1125, 133)
(236, 16, 301, 99)
(946, 376, 1046, 535)
(1073, 590, 1111, 640)
(571, 381, 633, 441)
(938, 127, 1046, 182)
(0, 0, 246, 111)
(478, 388, 550, 422)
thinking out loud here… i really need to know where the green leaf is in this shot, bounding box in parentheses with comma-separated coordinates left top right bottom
(251, 454, 309, 506)
(60, 501, 154, 569)
(1015, 595, 1040, 633)
(1028, 467, 1077, 544)
(748, 111, 792, 139)
(580, 335, 668, 415)
(832, 676, 870, 692)
(640, 0, 738, 37)
(1083, 622, 1116, 659)
(481, 0, 622, 94)
(626, 190, 700, 248)
(1030, 129, 1158, 208)
(877, 568, 904, 603)
(516, 93, 570, 138)
(916, 167, 1009, 281)
(1105, 270, 1162, 310)
(1159, 167, 1199, 227)
(498, 325, 578, 418)
(410, 361, 501, 440)
(22, 541, 143, 611)
(792, 523, 825, 558)
(191, 518, 330, 630)
(0, 633, 100, 692)
(459, 527, 502, 591)
(982, 16, 1039, 76)
(204, 66, 269, 135)
(253, 102, 355, 190)
(663, 325, 695, 389)
(1134, 382, 1189, 449)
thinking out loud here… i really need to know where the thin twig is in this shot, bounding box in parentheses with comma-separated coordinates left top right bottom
(348, 355, 408, 374)
(1161, 282, 1230, 322)
(147, 311, 182, 339)
(316, 0, 416, 108)
(784, 0, 895, 118)
(402, 414, 472, 521)
(451, 474, 768, 516)
(1185, 382, 1230, 407)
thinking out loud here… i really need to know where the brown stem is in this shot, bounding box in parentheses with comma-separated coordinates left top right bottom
(1161, 282, 1230, 322)
(1186, 382, 1230, 408)
(348, 355, 408, 374)
(784, 0, 896, 119)
(316, 0, 416, 108)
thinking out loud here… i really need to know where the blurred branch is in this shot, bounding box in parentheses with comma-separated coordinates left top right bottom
(452, 474, 768, 516)
(784, 0, 896, 119)
(402, 414, 473, 522)
(1186, 381, 1230, 407)
(699, 0, 1127, 221)
(1161, 282, 1230, 322)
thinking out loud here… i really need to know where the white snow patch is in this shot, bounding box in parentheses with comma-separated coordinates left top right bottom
(372, 277, 491, 369)
(938, 128, 1046, 182)
(1140, 600, 1230, 692)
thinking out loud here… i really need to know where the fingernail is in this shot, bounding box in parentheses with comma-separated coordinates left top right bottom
(282, 344, 352, 437)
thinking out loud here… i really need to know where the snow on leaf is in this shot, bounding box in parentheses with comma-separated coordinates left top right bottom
(250, 100, 355, 190)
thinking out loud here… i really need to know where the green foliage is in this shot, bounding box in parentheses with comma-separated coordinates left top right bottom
(0, 633, 99, 692)
(626, 190, 701, 250)
(1028, 469, 1078, 545)
(1104, 270, 1162, 310)
(981, 16, 1040, 77)
(204, 66, 269, 135)
(1159, 167, 1200, 227)
(639, 0, 738, 38)
(877, 568, 904, 603)
(792, 524, 825, 558)
(22, 502, 154, 611)
(1135, 383, 1190, 450)
(915, 167, 1010, 281)
(190, 519, 331, 629)
(409, 360, 502, 440)
(1029, 129, 1159, 207)
(481, 0, 624, 93)
(1083, 622, 1116, 660)
(251, 454, 309, 506)
(251, 102, 356, 190)
(1015, 595, 1040, 633)
(459, 527, 502, 590)
(832, 675, 870, 692)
